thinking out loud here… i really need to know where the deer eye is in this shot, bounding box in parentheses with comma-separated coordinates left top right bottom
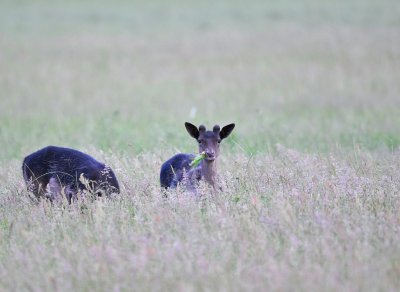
(198, 139, 203, 144)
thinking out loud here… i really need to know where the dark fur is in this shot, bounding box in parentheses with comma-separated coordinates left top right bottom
(22, 146, 120, 202)
(160, 153, 197, 189)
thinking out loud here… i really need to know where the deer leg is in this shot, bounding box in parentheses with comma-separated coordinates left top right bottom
(64, 185, 76, 204)
(46, 177, 63, 202)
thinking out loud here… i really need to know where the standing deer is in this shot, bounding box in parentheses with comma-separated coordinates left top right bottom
(22, 146, 120, 203)
(160, 122, 235, 190)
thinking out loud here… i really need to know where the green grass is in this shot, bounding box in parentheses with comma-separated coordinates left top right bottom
(0, 0, 400, 291)
(1, 0, 399, 160)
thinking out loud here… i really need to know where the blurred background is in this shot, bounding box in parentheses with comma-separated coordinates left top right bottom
(1, 0, 399, 161)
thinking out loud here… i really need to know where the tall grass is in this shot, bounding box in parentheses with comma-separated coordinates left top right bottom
(1, 147, 400, 290)
(0, 0, 399, 290)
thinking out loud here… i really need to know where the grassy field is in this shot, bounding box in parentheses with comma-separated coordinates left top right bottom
(1, 0, 400, 290)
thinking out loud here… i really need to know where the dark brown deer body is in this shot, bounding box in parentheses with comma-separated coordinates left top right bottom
(22, 146, 120, 203)
(160, 122, 235, 190)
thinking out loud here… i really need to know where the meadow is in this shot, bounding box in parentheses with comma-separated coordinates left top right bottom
(0, 0, 400, 290)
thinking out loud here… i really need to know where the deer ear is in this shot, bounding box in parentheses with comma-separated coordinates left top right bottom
(185, 122, 199, 139)
(220, 123, 235, 140)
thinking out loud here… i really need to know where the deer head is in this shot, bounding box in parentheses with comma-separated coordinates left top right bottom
(184, 122, 235, 163)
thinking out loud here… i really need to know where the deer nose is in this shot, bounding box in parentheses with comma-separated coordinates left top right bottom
(205, 150, 215, 159)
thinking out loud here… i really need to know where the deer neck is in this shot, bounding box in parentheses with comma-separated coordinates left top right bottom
(200, 160, 217, 186)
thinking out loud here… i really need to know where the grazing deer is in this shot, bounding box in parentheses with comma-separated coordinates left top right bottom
(22, 146, 120, 203)
(160, 122, 235, 190)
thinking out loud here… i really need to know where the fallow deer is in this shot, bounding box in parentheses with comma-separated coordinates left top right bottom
(22, 146, 120, 202)
(160, 122, 235, 190)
